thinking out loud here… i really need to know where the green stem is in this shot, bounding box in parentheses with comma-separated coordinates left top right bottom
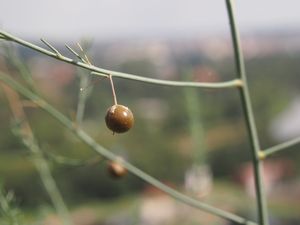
(0, 72, 257, 225)
(263, 136, 300, 157)
(76, 71, 90, 124)
(0, 30, 241, 89)
(183, 86, 206, 164)
(28, 142, 72, 225)
(225, 1, 269, 225)
(92, 71, 241, 89)
(75, 42, 93, 124)
(183, 72, 206, 165)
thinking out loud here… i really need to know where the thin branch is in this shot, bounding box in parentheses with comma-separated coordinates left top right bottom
(109, 74, 118, 105)
(25, 142, 72, 225)
(91, 71, 242, 88)
(76, 72, 90, 124)
(77, 42, 92, 65)
(263, 136, 300, 157)
(0, 71, 257, 225)
(225, 1, 269, 225)
(75, 42, 93, 124)
(41, 38, 62, 56)
(0, 30, 241, 89)
(183, 86, 206, 164)
(76, 75, 108, 123)
(65, 44, 87, 63)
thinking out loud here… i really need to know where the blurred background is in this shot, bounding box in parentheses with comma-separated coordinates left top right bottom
(0, 0, 300, 224)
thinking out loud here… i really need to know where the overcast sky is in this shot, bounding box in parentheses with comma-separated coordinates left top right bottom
(1, 0, 300, 41)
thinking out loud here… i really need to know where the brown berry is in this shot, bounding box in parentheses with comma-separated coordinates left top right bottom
(107, 161, 127, 178)
(105, 104, 134, 133)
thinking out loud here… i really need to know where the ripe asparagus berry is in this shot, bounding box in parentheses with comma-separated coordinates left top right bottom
(107, 161, 127, 178)
(105, 104, 134, 133)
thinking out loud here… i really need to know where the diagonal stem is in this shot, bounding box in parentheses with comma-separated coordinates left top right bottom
(225, 0, 269, 225)
(263, 136, 300, 157)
